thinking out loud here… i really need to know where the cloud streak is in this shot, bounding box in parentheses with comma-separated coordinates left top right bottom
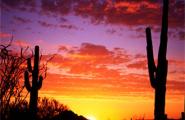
(38, 20, 57, 28)
(13, 16, 32, 24)
(0, 32, 12, 38)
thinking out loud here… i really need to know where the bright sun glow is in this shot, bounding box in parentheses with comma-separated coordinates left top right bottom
(86, 115, 97, 120)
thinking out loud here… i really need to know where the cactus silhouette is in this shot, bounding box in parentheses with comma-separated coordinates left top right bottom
(145, 0, 168, 119)
(24, 45, 43, 119)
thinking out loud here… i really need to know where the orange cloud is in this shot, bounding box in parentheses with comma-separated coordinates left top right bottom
(37, 42, 185, 119)
(40, 43, 185, 99)
(127, 60, 147, 70)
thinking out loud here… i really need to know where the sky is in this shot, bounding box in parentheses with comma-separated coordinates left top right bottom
(0, 0, 185, 119)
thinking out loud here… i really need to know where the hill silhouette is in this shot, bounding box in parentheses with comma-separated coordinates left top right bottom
(3, 97, 87, 120)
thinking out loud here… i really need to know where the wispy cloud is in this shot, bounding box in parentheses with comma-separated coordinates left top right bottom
(13, 16, 32, 24)
(0, 32, 12, 38)
(13, 39, 30, 47)
(59, 24, 78, 30)
(38, 20, 57, 28)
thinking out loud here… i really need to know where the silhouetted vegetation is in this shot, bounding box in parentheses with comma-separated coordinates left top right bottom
(0, 42, 87, 120)
(146, 0, 169, 119)
(0, 38, 28, 119)
(37, 97, 68, 119)
(2, 97, 87, 120)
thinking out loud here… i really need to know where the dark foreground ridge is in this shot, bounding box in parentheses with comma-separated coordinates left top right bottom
(2, 97, 88, 120)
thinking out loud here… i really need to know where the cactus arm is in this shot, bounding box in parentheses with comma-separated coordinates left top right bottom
(37, 75, 43, 90)
(146, 27, 157, 88)
(24, 71, 31, 92)
(157, 0, 168, 86)
(27, 58, 32, 72)
(158, 0, 168, 62)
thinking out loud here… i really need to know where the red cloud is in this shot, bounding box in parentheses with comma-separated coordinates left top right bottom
(45, 43, 131, 79)
(0, 32, 12, 38)
(169, 59, 185, 67)
(167, 80, 185, 92)
(73, 0, 184, 28)
(127, 60, 147, 70)
(113, 1, 159, 13)
(79, 43, 112, 56)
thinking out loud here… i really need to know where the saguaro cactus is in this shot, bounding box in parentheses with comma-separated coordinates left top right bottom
(145, 0, 168, 119)
(24, 46, 43, 119)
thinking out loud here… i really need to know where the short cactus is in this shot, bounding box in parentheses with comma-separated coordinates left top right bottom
(24, 45, 43, 119)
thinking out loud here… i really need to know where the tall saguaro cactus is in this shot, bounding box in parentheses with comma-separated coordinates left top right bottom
(145, 0, 168, 119)
(24, 46, 43, 119)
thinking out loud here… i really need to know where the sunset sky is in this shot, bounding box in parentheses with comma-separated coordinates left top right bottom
(0, 0, 185, 119)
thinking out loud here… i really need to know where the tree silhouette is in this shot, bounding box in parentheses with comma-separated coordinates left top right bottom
(0, 38, 29, 119)
(37, 97, 68, 119)
(145, 0, 169, 119)
(2, 97, 87, 120)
